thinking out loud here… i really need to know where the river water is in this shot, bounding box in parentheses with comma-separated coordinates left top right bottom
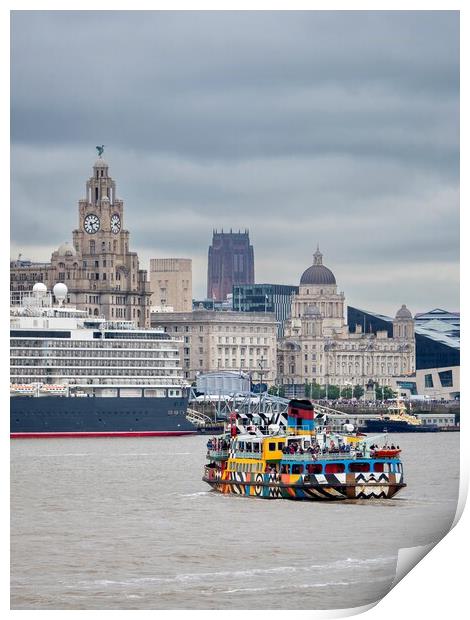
(11, 432, 459, 610)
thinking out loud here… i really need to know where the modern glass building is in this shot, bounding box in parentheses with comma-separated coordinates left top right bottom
(232, 284, 299, 336)
(347, 306, 460, 398)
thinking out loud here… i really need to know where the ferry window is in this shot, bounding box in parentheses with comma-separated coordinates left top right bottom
(277, 442, 284, 450)
(269, 442, 276, 451)
(238, 442, 244, 452)
(307, 464, 323, 474)
(246, 442, 252, 452)
(373, 462, 384, 473)
(292, 464, 304, 474)
(325, 463, 345, 474)
(350, 462, 370, 473)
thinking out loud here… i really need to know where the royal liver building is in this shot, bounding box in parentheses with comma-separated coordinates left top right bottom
(10, 153, 151, 327)
(277, 248, 415, 391)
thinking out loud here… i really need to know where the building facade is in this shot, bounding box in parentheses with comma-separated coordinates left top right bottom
(347, 306, 460, 399)
(10, 258, 54, 298)
(10, 155, 151, 327)
(151, 310, 277, 383)
(232, 283, 299, 337)
(277, 248, 415, 391)
(149, 258, 192, 312)
(207, 229, 255, 301)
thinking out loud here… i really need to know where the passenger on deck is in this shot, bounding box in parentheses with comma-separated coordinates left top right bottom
(207, 439, 213, 450)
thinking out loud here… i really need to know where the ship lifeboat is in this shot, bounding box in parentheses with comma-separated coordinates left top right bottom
(40, 384, 67, 394)
(372, 449, 401, 458)
(10, 383, 36, 394)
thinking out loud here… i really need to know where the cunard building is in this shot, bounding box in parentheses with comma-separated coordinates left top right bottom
(10, 152, 151, 327)
(277, 248, 415, 392)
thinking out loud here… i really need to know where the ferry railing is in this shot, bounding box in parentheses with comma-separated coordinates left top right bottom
(281, 451, 361, 461)
(206, 449, 229, 460)
(231, 450, 263, 459)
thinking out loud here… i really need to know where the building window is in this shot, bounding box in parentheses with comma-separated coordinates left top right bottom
(424, 374, 434, 388)
(438, 370, 453, 387)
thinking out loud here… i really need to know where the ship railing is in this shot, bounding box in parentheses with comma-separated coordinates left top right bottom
(281, 451, 363, 461)
(206, 449, 229, 460)
(231, 450, 263, 459)
(186, 408, 213, 427)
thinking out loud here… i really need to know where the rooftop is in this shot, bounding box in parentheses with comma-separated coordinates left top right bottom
(350, 307, 460, 351)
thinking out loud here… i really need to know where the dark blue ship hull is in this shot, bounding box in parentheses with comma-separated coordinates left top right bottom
(361, 419, 439, 433)
(10, 396, 196, 438)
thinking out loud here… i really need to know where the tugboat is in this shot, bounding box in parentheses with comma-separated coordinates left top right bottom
(203, 399, 406, 500)
(360, 398, 438, 433)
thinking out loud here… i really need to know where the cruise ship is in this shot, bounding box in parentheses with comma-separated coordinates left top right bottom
(10, 283, 196, 438)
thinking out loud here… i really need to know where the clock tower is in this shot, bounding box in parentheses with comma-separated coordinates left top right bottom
(59, 154, 152, 327)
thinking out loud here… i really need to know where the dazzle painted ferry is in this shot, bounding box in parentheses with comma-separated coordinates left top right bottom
(203, 400, 406, 500)
(10, 283, 196, 438)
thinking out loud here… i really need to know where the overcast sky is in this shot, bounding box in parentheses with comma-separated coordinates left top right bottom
(10, 11, 459, 315)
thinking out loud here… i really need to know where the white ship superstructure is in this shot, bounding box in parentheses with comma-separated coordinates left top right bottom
(11, 284, 185, 396)
(10, 284, 195, 437)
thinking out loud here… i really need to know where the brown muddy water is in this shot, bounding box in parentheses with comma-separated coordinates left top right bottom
(10, 432, 459, 609)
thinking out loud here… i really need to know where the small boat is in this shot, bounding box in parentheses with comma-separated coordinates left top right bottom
(361, 398, 438, 433)
(10, 383, 36, 395)
(372, 448, 401, 458)
(202, 399, 406, 501)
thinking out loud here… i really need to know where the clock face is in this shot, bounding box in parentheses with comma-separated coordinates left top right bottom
(84, 213, 100, 234)
(110, 213, 121, 234)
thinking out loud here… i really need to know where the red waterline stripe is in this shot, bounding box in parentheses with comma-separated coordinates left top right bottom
(10, 430, 198, 439)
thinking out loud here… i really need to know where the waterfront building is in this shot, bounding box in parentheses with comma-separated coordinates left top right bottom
(10, 155, 151, 327)
(232, 283, 299, 337)
(192, 297, 233, 312)
(151, 310, 277, 383)
(277, 248, 415, 393)
(207, 229, 255, 301)
(10, 257, 54, 293)
(149, 258, 192, 312)
(347, 307, 460, 399)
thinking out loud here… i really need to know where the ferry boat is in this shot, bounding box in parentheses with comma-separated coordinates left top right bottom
(203, 399, 406, 500)
(10, 283, 196, 438)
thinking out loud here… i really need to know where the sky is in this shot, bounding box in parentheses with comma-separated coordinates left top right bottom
(10, 10, 460, 315)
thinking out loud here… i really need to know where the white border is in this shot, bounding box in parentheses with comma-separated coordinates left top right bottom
(4, 2, 466, 618)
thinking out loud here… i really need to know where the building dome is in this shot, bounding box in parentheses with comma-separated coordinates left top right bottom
(300, 247, 336, 286)
(304, 304, 322, 317)
(57, 242, 77, 257)
(94, 158, 108, 168)
(395, 304, 412, 319)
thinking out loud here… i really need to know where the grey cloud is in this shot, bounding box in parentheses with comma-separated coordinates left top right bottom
(10, 11, 459, 314)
